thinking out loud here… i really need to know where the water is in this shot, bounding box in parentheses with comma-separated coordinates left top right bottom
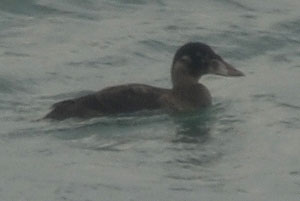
(1, 0, 300, 200)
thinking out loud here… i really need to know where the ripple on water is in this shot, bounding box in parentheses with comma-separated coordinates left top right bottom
(0, 0, 99, 20)
(271, 53, 292, 63)
(0, 76, 26, 94)
(277, 102, 300, 110)
(0, 77, 15, 94)
(2, 51, 31, 57)
(138, 39, 174, 52)
(279, 118, 300, 129)
(41, 111, 170, 138)
(215, 0, 255, 12)
(0, 0, 65, 16)
(290, 171, 300, 176)
(68, 55, 128, 69)
(109, 0, 165, 6)
(273, 17, 300, 35)
(252, 93, 276, 102)
(201, 29, 292, 60)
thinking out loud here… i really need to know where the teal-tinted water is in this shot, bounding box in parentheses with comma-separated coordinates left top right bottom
(1, 0, 300, 200)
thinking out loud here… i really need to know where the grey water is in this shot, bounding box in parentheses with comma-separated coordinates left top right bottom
(1, 0, 300, 200)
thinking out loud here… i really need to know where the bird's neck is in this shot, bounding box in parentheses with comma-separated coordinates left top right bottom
(171, 61, 200, 91)
(172, 82, 212, 107)
(172, 75, 199, 90)
(172, 72, 202, 104)
(171, 62, 211, 106)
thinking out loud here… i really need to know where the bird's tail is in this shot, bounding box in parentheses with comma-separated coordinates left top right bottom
(44, 100, 75, 120)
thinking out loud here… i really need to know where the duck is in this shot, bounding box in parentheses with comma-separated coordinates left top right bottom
(44, 42, 244, 120)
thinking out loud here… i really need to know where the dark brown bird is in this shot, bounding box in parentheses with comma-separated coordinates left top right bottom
(45, 42, 244, 120)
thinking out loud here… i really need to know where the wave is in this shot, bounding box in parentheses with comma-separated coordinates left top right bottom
(0, 0, 98, 20)
(0, 75, 26, 94)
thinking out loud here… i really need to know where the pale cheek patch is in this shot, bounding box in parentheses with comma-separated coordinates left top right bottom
(180, 55, 192, 63)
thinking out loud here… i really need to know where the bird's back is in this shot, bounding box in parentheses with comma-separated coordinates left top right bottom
(45, 84, 168, 120)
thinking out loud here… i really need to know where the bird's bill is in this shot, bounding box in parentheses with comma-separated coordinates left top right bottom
(208, 59, 244, 77)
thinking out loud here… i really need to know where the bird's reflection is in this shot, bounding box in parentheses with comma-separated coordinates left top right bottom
(164, 107, 223, 172)
(171, 108, 215, 144)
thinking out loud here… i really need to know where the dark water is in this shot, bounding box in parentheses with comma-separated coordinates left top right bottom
(1, 0, 300, 200)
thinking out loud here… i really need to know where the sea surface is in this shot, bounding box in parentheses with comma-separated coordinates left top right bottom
(1, 0, 300, 200)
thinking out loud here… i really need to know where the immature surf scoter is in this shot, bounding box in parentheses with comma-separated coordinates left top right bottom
(45, 42, 244, 120)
